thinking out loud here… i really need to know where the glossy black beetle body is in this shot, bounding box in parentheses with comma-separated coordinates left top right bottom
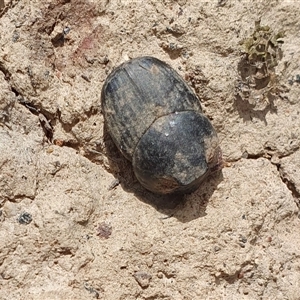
(101, 56, 220, 194)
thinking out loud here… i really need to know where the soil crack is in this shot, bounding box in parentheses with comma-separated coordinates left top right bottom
(11, 89, 54, 142)
(278, 166, 300, 211)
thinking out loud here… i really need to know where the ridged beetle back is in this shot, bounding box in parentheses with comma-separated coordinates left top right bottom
(102, 56, 220, 194)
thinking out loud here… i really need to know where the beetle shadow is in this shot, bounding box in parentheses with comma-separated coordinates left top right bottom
(103, 125, 223, 223)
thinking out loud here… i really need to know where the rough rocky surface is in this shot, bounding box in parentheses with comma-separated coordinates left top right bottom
(0, 0, 300, 299)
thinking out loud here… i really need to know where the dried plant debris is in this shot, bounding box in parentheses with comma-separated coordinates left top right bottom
(236, 19, 285, 110)
(242, 20, 284, 69)
(83, 282, 100, 299)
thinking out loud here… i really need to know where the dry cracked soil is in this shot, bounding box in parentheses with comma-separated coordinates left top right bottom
(0, 0, 300, 299)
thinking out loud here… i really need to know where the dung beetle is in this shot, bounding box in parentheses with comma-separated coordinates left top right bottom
(101, 56, 221, 194)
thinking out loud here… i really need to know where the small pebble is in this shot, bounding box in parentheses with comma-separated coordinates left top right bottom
(108, 178, 120, 191)
(133, 271, 152, 288)
(96, 222, 112, 239)
(18, 212, 32, 225)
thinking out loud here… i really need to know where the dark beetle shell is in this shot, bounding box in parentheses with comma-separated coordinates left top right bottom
(102, 56, 220, 194)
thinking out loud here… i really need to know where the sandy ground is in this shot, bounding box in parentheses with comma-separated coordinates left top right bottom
(0, 0, 300, 299)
